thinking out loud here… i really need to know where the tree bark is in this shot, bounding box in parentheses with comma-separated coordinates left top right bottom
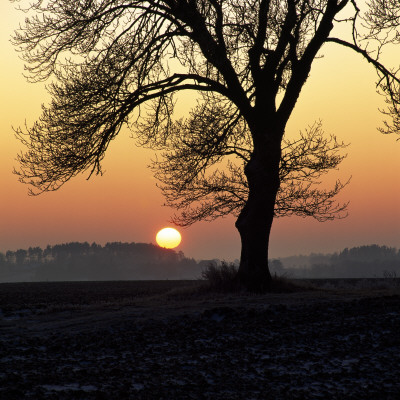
(235, 130, 282, 291)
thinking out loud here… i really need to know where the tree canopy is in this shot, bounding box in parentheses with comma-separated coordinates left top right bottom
(152, 119, 349, 226)
(12, 0, 399, 193)
(11, 0, 400, 289)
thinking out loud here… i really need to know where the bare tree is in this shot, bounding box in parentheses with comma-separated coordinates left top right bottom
(12, 0, 400, 290)
(152, 116, 349, 225)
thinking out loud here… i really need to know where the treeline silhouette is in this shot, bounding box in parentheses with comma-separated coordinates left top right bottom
(1, 243, 399, 282)
(271, 245, 400, 278)
(0, 242, 201, 282)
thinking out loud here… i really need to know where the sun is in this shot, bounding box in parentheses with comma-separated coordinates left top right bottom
(156, 227, 182, 249)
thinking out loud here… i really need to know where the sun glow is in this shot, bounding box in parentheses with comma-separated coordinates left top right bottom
(156, 227, 182, 249)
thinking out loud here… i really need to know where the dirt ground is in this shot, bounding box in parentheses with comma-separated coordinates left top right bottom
(1, 280, 399, 399)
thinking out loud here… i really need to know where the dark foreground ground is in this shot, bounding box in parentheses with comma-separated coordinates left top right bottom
(0, 280, 399, 399)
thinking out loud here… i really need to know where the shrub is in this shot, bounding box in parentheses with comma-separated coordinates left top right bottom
(201, 262, 308, 293)
(201, 262, 240, 292)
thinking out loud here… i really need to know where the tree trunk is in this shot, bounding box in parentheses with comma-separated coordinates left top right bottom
(235, 131, 282, 291)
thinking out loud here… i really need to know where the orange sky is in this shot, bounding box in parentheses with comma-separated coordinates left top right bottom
(1, 2, 399, 261)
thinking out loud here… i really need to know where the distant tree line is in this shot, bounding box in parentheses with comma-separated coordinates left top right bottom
(1, 243, 399, 282)
(0, 242, 200, 282)
(271, 245, 400, 279)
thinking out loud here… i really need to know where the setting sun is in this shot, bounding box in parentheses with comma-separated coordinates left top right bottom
(156, 227, 182, 249)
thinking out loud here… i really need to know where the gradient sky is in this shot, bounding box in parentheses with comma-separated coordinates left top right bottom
(1, 2, 399, 261)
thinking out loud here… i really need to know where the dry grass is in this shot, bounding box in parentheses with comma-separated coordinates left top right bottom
(200, 262, 310, 293)
(201, 262, 242, 292)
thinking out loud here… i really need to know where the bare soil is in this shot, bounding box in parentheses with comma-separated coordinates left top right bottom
(1, 280, 399, 399)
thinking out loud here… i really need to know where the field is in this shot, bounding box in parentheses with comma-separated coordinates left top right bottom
(1, 279, 400, 399)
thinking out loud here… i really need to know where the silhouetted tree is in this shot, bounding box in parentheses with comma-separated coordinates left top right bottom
(12, 0, 400, 289)
(333, 244, 399, 263)
(153, 120, 349, 225)
(15, 249, 28, 265)
(5, 251, 15, 264)
(28, 246, 43, 262)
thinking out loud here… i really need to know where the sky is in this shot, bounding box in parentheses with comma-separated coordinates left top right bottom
(1, 2, 399, 262)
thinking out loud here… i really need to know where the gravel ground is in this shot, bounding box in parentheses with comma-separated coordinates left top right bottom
(0, 281, 399, 399)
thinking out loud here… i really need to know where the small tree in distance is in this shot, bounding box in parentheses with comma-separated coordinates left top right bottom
(12, 0, 400, 290)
